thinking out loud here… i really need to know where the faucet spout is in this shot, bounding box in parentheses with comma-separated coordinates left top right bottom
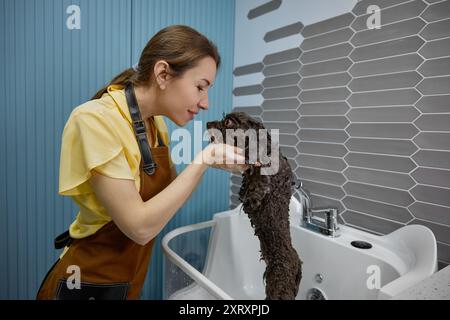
(294, 180, 341, 238)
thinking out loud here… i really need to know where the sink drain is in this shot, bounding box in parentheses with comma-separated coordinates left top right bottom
(306, 288, 326, 300)
(351, 240, 372, 249)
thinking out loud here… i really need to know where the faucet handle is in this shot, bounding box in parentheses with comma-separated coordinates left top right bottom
(311, 208, 339, 229)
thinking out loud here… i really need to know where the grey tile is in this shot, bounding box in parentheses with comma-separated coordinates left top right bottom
(420, 18, 450, 40)
(437, 242, 450, 263)
(343, 196, 413, 223)
(346, 123, 419, 139)
(288, 158, 298, 172)
(299, 87, 351, 102)
(425, 0, 447, 3)
(409, 218, 450, 244)
(264, 122, 299, 134)
(298, 129, 349, 143)
(299, 72, 351, 90)
(344, 167, 415, 190)
(349, 54, 424, 77)
(346, 138, 418, 156)
(263, 47, 302, 65)
(233, 63, 264, 76)
(262, 98, 300, 110)
(264, 22, 304, 42)
(280, 146, 298, 158)
(419, 38, 450, 59)
(300, 43, 353, 64)
(230, 194, 240, 204)
(421, 0, 450, 22)
(347, 107, 420, 122)
(342, 210, 404, 235)
(233, 84, 263, 96)
(417, 76, 450, 95)
(248, 0, 282, 20)
(352, 0, 412, 16)
(297, 116, 349, 129)
(262, 73, 300, 88)
(302, 13, 355, 37)
(232, 106, 263, 116)
(415, 95, 450, 113)
(415, 114, 450, 131)
(262, 110, 299, 122)
(296, 154, 347, 171)
(414, 132, 450, 150)
(263, 60, 301, 76)
(418, 57, 450, 77)
(295, 167, 347, 186)
(351, 0, 427, 31)
(351, 18, 426, 47)
(345, 152, 417, 173)
(299, 102, 350, 116)
(411, 185, 450, 207)
(350, 36, 425, 62)
(279, 134, 299, 146)
(412, 167, 450, 188)
(409, 201, 450, 226)
(262, 86, 300, 99)
(230, 174, 242, 186)
(349, 71, 422, 92)
(301, 179, 346, 199)
(297, 141, 348, 157)
(231, 184, 240, 195)
(343, 182, 415, 206)
(300, 28, 354, 51)
(348, 89, 421, 107)
(300, 58, 352, 77)
(309, 194, 346, 213)
(413, 150, 450, 170)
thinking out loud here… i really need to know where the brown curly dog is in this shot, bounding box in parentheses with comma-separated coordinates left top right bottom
(207, 112, 302, 300)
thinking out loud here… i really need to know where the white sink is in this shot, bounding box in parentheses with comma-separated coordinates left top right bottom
(162, 197, 437, 300)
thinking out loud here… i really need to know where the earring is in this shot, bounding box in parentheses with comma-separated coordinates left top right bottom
(160, 85, 166, 90)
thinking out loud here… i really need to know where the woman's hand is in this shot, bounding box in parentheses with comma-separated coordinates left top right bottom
(194, 143, 249, 173)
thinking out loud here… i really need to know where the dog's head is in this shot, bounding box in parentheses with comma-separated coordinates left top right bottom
(206, 112, 271, 167)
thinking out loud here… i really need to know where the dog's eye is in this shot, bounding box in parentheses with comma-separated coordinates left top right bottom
(224, 119, 233, 127)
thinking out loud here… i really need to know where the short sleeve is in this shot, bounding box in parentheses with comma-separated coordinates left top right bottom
(58, 110, 134, 196)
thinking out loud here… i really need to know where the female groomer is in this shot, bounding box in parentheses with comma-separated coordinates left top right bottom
(37, 25, 246, 300)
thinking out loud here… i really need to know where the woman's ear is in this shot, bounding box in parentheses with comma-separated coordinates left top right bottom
(154, 60, 172, 90)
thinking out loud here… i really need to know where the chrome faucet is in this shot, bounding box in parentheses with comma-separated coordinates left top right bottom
(294, 180, 341, 238)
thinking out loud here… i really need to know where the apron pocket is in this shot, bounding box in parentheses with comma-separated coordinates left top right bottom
(55, 279, 129, 300)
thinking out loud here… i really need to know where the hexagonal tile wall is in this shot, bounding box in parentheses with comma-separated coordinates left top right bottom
(232, 0, 450, 269)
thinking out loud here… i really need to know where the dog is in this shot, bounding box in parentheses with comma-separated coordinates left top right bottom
(207, 112, 302, 300)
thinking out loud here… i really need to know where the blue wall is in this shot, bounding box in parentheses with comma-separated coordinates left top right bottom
(0, 0, 235, 299)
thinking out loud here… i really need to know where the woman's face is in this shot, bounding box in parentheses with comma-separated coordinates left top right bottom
(161, 56, 217, 126)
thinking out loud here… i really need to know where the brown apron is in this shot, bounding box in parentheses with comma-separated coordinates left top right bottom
(37, 115, 175, 300)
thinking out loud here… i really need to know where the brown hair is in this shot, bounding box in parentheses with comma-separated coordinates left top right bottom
(92, 25, 221, 100)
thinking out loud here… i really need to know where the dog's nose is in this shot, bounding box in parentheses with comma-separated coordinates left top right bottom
(206, 121, 217, 130)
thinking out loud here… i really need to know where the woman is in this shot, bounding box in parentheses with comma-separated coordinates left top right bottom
(37, 25, 246, 300)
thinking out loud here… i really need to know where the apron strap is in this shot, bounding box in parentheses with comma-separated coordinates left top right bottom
(125, 84, 157, 175)
(54, 230, 72, 249)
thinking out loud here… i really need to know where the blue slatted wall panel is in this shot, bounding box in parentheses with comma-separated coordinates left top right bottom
(0, 0, 132, 299)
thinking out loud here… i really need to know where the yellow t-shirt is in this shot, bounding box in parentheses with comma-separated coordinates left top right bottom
(59, 84, 172, 240)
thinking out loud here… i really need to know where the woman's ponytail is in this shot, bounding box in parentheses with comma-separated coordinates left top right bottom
(91, 68, 137, 100)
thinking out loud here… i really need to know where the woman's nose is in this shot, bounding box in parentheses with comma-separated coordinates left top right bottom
(199, 96, 209, 110)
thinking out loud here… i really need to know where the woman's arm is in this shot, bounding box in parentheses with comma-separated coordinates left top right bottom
(89, 144, 246, 245)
